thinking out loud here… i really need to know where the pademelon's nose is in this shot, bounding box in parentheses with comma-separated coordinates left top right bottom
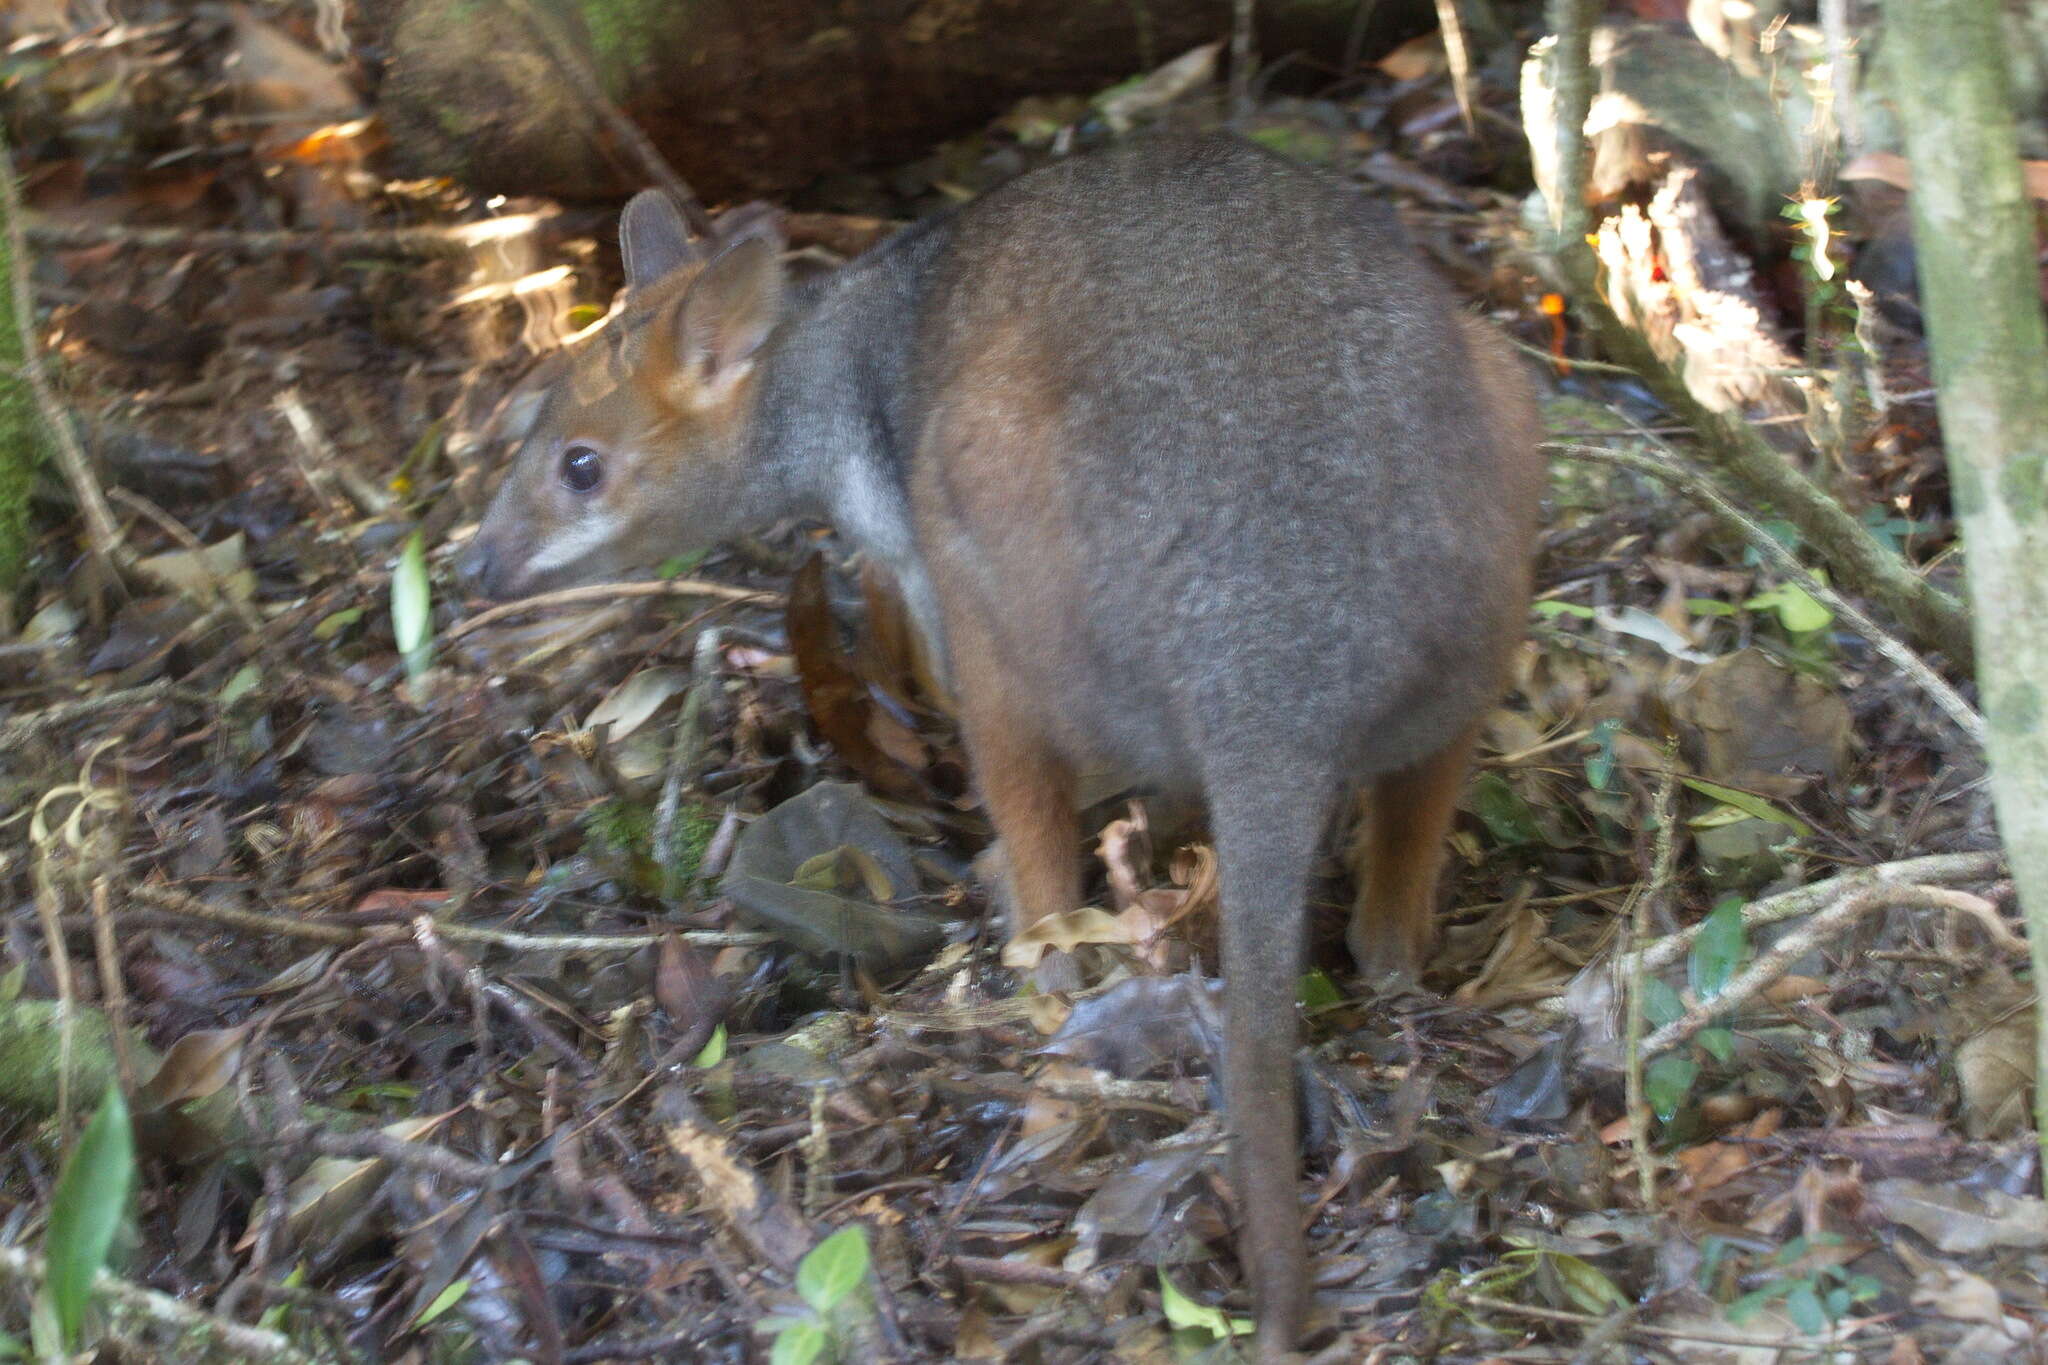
(453, 537, 496, 599)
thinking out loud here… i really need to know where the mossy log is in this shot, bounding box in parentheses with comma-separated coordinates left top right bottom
(380, 0, 1414, 202)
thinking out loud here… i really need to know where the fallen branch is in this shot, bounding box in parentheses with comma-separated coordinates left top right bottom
(1642, 882, 2021, 1058)
(0, 1244, 324, 1365)
(128, 881, 772, 953)
(22, 220, 536, 258)
(497, 0, 714, 235)
(0, 681, 192, 749)
(1631, 849, 2004, 976)
(1551, 439, 1986, 745)
(0, 128, 124, 574)
(1528, 1, 1974, 667)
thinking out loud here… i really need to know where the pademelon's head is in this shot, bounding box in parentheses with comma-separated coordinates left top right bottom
(457, 193, 786, 599)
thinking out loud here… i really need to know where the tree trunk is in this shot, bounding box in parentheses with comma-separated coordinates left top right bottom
(379, 0, 1417, 203)
(1886, 0, 2048, 1160)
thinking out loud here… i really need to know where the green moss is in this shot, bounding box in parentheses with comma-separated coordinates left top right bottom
(584, 798, 720, 891)
(571, 0, 674, 90)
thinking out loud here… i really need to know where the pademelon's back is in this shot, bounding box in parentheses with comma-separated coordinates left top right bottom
(909, 133, 1541, 781)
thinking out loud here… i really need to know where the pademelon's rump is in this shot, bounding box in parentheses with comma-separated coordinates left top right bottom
(459, 132, 1542, 1360)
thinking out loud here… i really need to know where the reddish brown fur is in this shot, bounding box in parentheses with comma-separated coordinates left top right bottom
(462, 139, 1547, 1361)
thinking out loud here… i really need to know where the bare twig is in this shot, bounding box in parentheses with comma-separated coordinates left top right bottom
(444, 577, 774, 639)
(1434, 0, 1476, 134)
(89, 876, 137, 1092)
(1625, 762, 1678, 1207)
(1540, 0, 1599, 243)
(276, 387, 392, 518)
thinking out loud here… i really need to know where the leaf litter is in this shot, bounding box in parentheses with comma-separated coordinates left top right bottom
(0, 6, 2038, 1362)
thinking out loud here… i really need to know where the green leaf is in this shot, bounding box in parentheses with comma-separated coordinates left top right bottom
(1296, 970, 1343, 1009)
(392, 530, 434, 683)
(1584, 719, 1619, 791)
(1685, 598, 1739, 617)
(257, 1265, 306, 1332)
(1725, 1284, 1788, 1323)
(1842, 1274, 1882, 1303)
(770, 1320, 829, 1365)
(1158, 1271, 1253, 1341)
(692, 1024, 728, 1069)
(219, 664, 262, 706)
(312, 606, 365, 641)
(1680, 778, 1812, 837)
(796, 1226, 870, 1314)
(656, 550, 707, 579)
(1471, 772, 1541, 846)
(1774, 1236, 1811, 1265)
(0, 960, 23, 1004)
(1645, 1053, 1698, 1122)
(1533, 598, 1597, 620)
(1745, 584, 1833, 635)
(42, 1084, 136, 1348)
(1552, 1254, 1628, 1315)
(1642, 976, 1686, 1029)
(1784, 1280, 1827, 1334)
(415, 1277, 469, 1326)
(1689, 894, 1748, 1001)
(1697, 1028, 1736, 1065)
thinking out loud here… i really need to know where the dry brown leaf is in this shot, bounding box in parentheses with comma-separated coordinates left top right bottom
(788, 554, 925, 801)
(138, 1025, 252, 1109)
(1001, 908, 1131, 968)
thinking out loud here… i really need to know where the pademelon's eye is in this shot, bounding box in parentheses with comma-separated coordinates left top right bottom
(559, 444, 603, 493)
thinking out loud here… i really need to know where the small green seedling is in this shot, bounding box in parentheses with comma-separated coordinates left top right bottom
(764, 1225, 873, 1364)
(37, 1084, 136, 1355)
(1704, 1233, 1882, 1335)
(1642, 894, 1750, 1122)
(1159, 1271, 1253, 1345)
(392, 529, 434, 684)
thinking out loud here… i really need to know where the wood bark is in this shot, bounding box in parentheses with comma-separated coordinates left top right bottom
(1886, 0, 2048, 1161)
(379, 0, 1415, 203)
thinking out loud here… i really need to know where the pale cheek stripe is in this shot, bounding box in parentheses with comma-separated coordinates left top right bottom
(522, 513, 623, 577)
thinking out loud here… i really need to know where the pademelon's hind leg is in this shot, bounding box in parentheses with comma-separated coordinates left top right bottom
(947, 609, 1080, 939)
(1344, 723, 1481, 987)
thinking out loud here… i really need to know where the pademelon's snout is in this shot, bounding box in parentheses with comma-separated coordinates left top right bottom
(451, 534, 506, 600)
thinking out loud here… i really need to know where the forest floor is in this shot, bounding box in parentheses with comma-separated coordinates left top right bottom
(0, 6, 2040, 1364)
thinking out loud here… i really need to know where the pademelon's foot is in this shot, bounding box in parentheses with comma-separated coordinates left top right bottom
(1345, 919, 1422, 995)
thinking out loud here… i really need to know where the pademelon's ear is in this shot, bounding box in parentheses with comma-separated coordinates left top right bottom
(669, 234, 784, 388)
(710, 201, 785, 254)
(619, 190, 698, 291)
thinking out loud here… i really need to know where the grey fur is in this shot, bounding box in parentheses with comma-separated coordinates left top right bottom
(462, 132, 1542, 1356)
